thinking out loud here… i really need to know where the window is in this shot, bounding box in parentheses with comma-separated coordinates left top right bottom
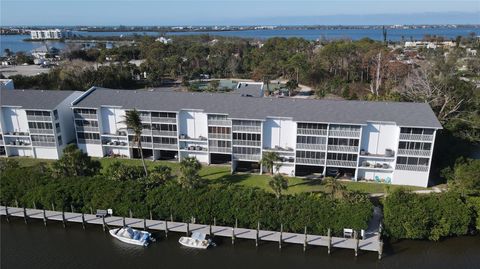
(233, 133, 261, 141)
(208, 126, 230, 134)
(78, 132, 100, 140)
(153, 137, 177, 144)
(57, 136, 62, 146)
(28, 122, 53, 130)
(209, 140, 231, 148)
(398, 141, 432, 150)
(328, 138, 359, 146)
(297, 136, 326, 144)
(208, 114, 228, 120)
(53, 110, 58, 120)
(153, 124, 177, 131)
(327, 153, 357, 161)
(232, 120, 261, 127)
(75, 120, 98, 127)
(152, 112, 176, 118)
(233, 147, 261, 155)
(31, 135, 55, 143)
(329, 124, 361, 131)
(55, 123, 61, 133)
(296, 151, 325, 159)
(297, 123, 327, 130)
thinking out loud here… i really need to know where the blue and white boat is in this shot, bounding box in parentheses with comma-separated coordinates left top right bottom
(179, 232, 215, 249)
(109, 226, 152, 246)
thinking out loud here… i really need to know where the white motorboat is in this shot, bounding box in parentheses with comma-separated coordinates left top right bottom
(109, 226, 152, 246)
(178, 232, 215, 249)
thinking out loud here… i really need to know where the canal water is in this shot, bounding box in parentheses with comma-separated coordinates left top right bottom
(1, 219, 479, 269)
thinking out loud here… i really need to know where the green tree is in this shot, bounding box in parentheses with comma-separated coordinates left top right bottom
(0, 158, 20, 173)
(122, 109, 148, 176)
(269, 173, 288, 199)
(285, 79, 299, 96)
(443, 158, 480, 195)
(260, 151, 280, 174)
(323, 177, 347, 198)
(145, 165, 172, 189)
(178, 157, 202, 189)
(51, 144, 101, 178)
(103, 161, 145, 181)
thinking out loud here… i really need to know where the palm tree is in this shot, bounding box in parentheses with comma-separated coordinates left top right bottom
(260, 151, 280, 174)
(122, 109, 148, 176)
(269, 173, 288, 199)
(178, 157, 202, 189)
(323, 177, 346, 198)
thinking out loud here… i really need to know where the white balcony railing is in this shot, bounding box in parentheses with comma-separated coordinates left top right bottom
(399, 133, 434, 141)
(152, 130, 177, 137)
(232, 126, 262, 133)
(151, 117, 177, 124)
(397, 149, 431, 157)
(29, 128, 54, 135)
(209, 133, 232, 140)
(139, 116, 151, 122)
(153, 143, 178, 150)
(328, 130, 361, 138)
(296, 158, 324, 165)
(326, 159, 357, 167)
(27, 115, 52, 122)
(78, 139, 101, 144)
(297, 128, 328, 136)
(32, 141, 56, 147)
(327, 145, 358, 153)
(76, 126, 100, 133)
(130, 142, 153, 148)
(232, 140, 261, 147)
(208, 120, 231, 126)
(209, 147, 232, 153)
(74, 113, 97, 120)
(296, 143, 326, 151)
(395, 164, 429, 172)
(233, 154, 261, 161)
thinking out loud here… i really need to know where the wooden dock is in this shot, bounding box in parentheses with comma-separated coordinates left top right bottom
(0, 206, 383, 259)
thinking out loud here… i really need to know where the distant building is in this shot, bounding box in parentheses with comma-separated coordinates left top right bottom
(155, 37, 172, 44)
(235, 82, 264, 97)
(0, 79, 14, 90)
(29, 29, 72, 40)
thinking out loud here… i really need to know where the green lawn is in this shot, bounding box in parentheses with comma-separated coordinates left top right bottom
(11, 157, 427, 194)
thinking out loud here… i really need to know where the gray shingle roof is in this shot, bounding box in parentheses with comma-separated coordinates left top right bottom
(1, 89, 77, 110)
(72, 87, 442, 128)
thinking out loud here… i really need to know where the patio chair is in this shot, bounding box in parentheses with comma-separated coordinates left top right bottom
(385, 177, 392, 184)
(374, 176, 381, 183)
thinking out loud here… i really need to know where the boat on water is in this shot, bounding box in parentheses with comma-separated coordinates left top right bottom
(109, 226, 153, 246)
(179, 232, 215, 249)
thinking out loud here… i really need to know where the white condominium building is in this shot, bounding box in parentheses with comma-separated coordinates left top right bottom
(0, 89, 82, 159)
(71, 87, 442, 187)
(29, 29, 71, 40)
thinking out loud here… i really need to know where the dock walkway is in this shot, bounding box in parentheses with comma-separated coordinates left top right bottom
(1, 206, 383, 258)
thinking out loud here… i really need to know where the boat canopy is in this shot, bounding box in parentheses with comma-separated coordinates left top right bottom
(191, 233, 206, 240)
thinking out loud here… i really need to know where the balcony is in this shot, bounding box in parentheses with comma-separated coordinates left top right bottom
(152, 130, 177, 137)
(180, 145, 208, 152)
(263, 146, 294, 153)
(399, 133, 434, 141)
(396, 164, 429, 172)
(232, 125, 261, 133)
(32, 141, 56, 147)
(233, 154, 261, 161)
(102, 140, 129, 147)
(153, 143, 178, 150)
(397, 149, 431, 157)
(179, 134, 208, 142)
(297, 128, 327, 136)
(76, 126, 100, 133)
(3, 131, 30, 137)
(128, 129, 152, 136)
(327, 145, 358, 153)
(359, 161, 393, 170)
(208, 133, 232, 140)
(296, 158, 324, 165)
(209, 147, 232, 153)
(5, 141, 31, 147)
(326, 159, 357, 167)
(139, 115, 151, 122)
(129, 141, 153, 148)
(78, 139, 101, 144)
(208, 120, 231, 126)
(28, 128, 54, 135)
(27, 115, 52, 122)
(74, 113, 97, 120)
(296, 143, 326, 151)
(151, 117, 177, 124)
(328, 130, 361, 138)
(232, 140, 261, 147)
(0, 140, 3, 146)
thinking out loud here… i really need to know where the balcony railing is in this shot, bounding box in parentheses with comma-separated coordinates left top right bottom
(29, 128, 54, 135)
(78, 139, 101, 144)
(208, 120, 231, 126)
(130, 142, 153, 148)
(328, 130, 361, 138)
(399, 133, 434, 141)
(152, 130, 177, 137)
(139, 116, 151, 122)
(3, 131, 30, 136)
(128, 129, 152, 136)
(326, 159, 357, 167)
(296, 158, 325, 165)
(327, 145, 358, 153)
(153, 143, 178, 150)
(0, 140, 3, 146)
(32, 141, 56, 147)
(297, 128, 327, 136)
(397, 149, 431, 157)
(209, 133, 232, 140)
(74, 113, 97, 120)
(396, 164, 429, 172)
(27, 115, 52, 122)
(151, 117, 177, 124)
(76, 126, 100, 133)
(296, 143, 326, 151)
(180, 146, 208, 152)
(209, 147, 232, 153)
(232, 140, 261, 147)
(232, 126, 261, 133)
(102, 140, 129, 147)
(233, 154, 261, 161)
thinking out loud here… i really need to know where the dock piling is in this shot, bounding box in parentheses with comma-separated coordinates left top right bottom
(255, 222, 259, 247)
(186, 222, 190, 236)
(378, 240, 383, 260)
(33, 201, 37, 209)
(354, 230, 359, 257)
(62, 210, 66, 228)
(303, 226, 308, 252)
(71, 204, 74, 213)
(165, 220, 168, 238)
(81, 213, 86, 230)
(279, 224, 283, 249)
(43, 209, 47, 226)
(327, 228, 332, 254)
(51, 202, 55, 212)
(143, 218, 147, 231)
(149, 210, 153, 220)
(23, 207, 28, 224)
(5, 205, 9, 223)
(102, 215, 106, 231)
(123, 216, 126, 227)
(231, 227, 235, 245)
(129, 209, 132, 218)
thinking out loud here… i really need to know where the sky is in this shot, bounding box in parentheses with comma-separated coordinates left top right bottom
(1, 0, 479, 26)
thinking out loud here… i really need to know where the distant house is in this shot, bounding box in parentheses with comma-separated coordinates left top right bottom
(235, 82, 264, 97)
(155, 37, 172, 44)
(29, 29, 71, 40)
(31, 46, 59, 64)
